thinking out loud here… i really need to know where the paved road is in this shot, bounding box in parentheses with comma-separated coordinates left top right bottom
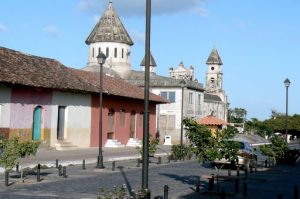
(0, 158, 299, 199)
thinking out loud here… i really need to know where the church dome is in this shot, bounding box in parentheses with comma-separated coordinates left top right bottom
(85, 1, 133, 46)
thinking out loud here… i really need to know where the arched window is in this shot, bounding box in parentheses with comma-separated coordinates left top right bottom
(106, 47, 109, 58)
(92, 48, 95, 58)
(120, 109, 126, 127)
(108, 108, 115, 139)
(122, 48, 124, 58)
(114, 48, 117, 58)
(98, 47, 101, 55)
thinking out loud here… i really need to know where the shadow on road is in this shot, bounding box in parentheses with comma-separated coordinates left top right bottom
(117, 166, 133, 195)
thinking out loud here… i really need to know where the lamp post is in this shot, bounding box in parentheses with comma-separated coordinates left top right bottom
(284, 78, 290, 142)
(180, 79, 186, 160)
(142, 0, 151, 191)
(96, 51, 107, 169)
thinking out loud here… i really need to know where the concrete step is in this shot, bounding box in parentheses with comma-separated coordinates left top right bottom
(126, 138, 142, 147)
(104, 139, 124, 148)
(55, 140, 78, 151)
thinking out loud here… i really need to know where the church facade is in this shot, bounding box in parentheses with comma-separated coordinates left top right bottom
(83, 1, 228, 144)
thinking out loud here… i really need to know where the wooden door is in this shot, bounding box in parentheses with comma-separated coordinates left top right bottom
(33, 106, 42, 141)
(57, 106, 66, 140)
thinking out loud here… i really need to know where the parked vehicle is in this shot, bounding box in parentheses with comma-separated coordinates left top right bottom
(213, 141, 256, 168)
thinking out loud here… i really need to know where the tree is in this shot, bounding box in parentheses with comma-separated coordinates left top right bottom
(245, 118, 273, 137)
(228, 108, 247, 124)
(183, 118, 239, 164)
(260, 135, 288, 162)
(0, 137, 40, 171)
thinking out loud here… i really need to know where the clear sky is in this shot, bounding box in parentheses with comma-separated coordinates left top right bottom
(1, 0, 299, 121)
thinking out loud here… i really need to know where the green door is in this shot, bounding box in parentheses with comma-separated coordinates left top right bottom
(33, 106, 42, 141)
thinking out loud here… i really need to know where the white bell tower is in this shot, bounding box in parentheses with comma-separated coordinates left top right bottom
(205, 48, 223, 93)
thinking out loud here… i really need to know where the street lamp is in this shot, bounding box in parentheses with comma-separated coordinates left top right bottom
(96, 51, 106, 169)
(180, 79, 186, 160)
(142, 0, 151, 192)
(284, 78, 290, 142)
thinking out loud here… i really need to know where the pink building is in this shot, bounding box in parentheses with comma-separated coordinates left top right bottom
(0, 46, 167, 149)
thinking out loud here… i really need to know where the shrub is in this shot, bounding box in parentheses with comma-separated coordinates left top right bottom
(137, 135, 159, 157)
(0, 137, 40, 171)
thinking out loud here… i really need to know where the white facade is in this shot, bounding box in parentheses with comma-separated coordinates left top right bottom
(152, 87, 203, 144)
(206, 63, 223, 93)
(51, 91, 92, 148)
(203, 99, 226, 120)
(87, 42, 132, 76)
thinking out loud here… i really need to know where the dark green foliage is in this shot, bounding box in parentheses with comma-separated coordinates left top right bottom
(137, 135, 159, 157)
(264, 114, 300, 135)
(183, 118, 217, 162)
(228, 108, 247, 123)
(183, 118, 239, 163)
(245, 118, 273, 137)
(260, 136, 288, 160)
(171, 144, 193, 160)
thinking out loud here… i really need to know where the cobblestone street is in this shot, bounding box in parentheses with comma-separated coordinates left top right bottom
(0, 157, 299, 199)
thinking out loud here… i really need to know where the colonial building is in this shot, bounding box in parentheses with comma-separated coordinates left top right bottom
(0, 46, 166, 150)
(203, 48, 228, 121)
(82, 1, 228, 144)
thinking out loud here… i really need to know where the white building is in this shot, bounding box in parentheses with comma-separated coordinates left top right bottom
(203, 48, 228, 121)
(83, 1, 228, 143)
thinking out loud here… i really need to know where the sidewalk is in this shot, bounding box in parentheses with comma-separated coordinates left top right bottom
(13, 145, 172, 171)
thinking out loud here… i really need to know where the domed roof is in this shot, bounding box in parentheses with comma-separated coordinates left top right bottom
(206, 48, 223, 65)
(85, 1, 133, 46)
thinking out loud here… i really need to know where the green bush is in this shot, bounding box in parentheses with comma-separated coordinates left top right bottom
(171, 144, 193, 160)
(98, 185, 127, 199)
(260, 135, 288, 161)
(137, 135, 159, 157)
(0, 137, 40, 171)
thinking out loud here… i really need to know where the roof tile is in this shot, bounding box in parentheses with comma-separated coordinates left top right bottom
(0, 46, 167, 103)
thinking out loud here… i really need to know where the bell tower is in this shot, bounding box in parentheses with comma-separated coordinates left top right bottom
(205, 47, 223, 93)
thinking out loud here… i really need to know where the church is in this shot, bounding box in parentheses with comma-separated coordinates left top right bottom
(82, 1, 228, 144)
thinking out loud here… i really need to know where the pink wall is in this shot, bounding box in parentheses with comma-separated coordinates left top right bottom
(10, 87, 52, 128)
(90, 94, 158, 147)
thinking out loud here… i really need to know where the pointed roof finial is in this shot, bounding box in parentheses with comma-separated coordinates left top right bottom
(140, 52, 157, 67)
(206, 47, 223, 65)
(109, 0, 113, 8)
(85, 0, 133, 45)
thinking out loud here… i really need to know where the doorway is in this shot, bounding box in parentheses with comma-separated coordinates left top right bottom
(33, 106, 42, 141)
(57, 106, 66, 140)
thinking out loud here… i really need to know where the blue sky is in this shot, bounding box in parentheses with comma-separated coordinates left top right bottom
(1, 0, 300, 120)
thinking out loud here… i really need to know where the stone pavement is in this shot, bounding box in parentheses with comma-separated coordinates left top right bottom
(0, 144, 299, 198)
(0, 156, 299, 199)
(15, 145, 172, 171)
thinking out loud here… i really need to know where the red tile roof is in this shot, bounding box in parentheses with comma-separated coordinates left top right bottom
(0, 46, 167, 103)
(197, 115, 228, 126)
